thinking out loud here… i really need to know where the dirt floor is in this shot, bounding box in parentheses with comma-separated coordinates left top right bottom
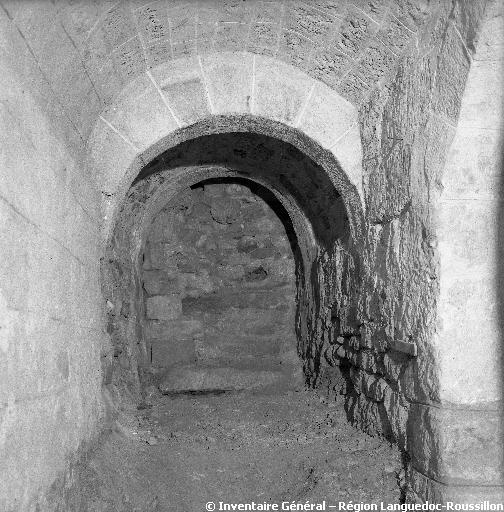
(80, 385, 403, 512)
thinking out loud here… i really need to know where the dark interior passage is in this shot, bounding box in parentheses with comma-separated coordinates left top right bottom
(85, 165, 403, 510)
(141, 178, 304, 395)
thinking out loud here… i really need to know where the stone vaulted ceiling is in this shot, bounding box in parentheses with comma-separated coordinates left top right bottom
(1, 0, 442, 142)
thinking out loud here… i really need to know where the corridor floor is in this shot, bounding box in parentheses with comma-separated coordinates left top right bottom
(81, 387, 403, 511)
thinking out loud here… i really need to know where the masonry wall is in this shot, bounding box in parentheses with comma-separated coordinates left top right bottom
(142, 180, 298, 376)
(305, 0, 503, 502)
(409, 2, 504, 500)
(0, 9, 106, 511)
(97, 4, 501, 495)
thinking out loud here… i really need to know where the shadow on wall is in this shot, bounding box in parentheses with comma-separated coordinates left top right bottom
(134, 132, 351, 252)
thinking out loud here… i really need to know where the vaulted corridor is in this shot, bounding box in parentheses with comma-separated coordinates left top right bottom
(0, 1, 503, 510)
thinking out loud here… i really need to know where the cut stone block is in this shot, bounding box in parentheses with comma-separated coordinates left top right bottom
(308, 46, 353, 89)
(149, 243, 179, 270)
(201, 52, 253, 114)
(409, 467, 504, 505)
(283, 2, 338, 45)
(247, 217, 280, 234)
(182, 272, 216, 296)
(144, 318, 203, 340)
(134, 3, 169, 44)
(277, 29, 316, 70)
(143, 270, 182, 295)
(202, 333, 282, 359)
(210, 197, 241, 224)
(248, 22, 280, 56)
(101, 74, 177, 152)
(249, 246, 279, 259)
(151, 337, 197, 367)
(226, 183, 253, 198)
(253, 57, 313, 125)
(297, 81, 356, 149)
(168, 4, 197, 44)
(182, 289, 294, 313)
(214, 21, 249, 52)
(332, 3, 378, 58)
(149, 57, 210, 126)
(146, 295, 182, 320)
(354, 38, 398, 86)
(204, 183, 225, 198)
(408, 404, 504, 486)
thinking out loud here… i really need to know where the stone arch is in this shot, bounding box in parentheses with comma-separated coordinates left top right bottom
(86, 53, 365, 246)
(100, 128, 360, 392)
(86, 50, 366, 403)
(90, 54, 366, 397)
(108, 163, 316, 389)
(134, 164, 315, 276)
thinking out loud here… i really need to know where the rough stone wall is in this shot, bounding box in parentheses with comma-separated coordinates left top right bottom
(301, 0, 498, 503)
(0, 8, 107, 511)
(141, 179, 298, 373)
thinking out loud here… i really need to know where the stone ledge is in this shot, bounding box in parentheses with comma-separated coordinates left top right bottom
(390, 338, 417, 356)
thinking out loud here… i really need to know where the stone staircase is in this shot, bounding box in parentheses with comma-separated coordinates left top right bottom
(155, 284, 304, 394)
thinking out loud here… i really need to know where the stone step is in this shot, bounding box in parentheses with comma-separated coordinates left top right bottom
(182, 288, 295, 314)
(158, 365, 288, 394)
(200, 332, 282, 356)
(150, 327, 297, 368)
(187, 308, 294, 338)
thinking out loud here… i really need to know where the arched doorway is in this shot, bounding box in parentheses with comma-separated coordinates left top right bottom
(101, 130, 359, 398)
(141, 176, 303, 393)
